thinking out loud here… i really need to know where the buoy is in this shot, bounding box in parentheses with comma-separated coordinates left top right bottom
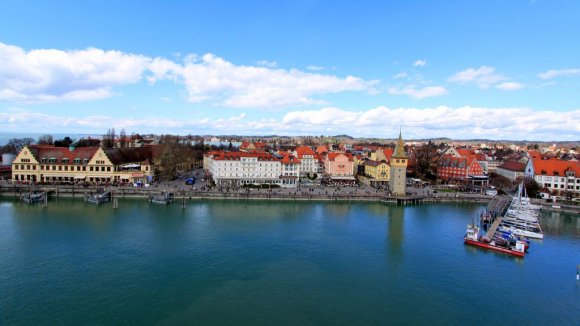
(577, 265, 579, 281)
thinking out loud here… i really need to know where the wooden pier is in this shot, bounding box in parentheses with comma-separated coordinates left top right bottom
(486, 216, 503, 239)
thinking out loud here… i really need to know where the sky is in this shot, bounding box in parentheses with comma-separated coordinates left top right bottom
(0, 0, 579, 141)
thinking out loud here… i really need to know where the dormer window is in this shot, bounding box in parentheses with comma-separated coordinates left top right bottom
(554, 171, 559, 176)
(61, 158, 69, 163)
(541, 170, 547, 175)
(74, 158, 81, 164)
(49, 157, 57, 163)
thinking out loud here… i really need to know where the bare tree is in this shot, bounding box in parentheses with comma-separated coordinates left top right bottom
(2, 138, 34, 154)
(102, 128, 116, 149)
(37, 134, 54, 145)
(119, 128, 127, 148)
(414, 142, 439, 178)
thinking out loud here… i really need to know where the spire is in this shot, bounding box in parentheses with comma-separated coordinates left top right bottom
(393, 129, 407, 159)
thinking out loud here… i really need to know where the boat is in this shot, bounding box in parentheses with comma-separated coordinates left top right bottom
(21, 191, 45, 204)
(86, 189, 111, 204)
(464, 224, 526, 257)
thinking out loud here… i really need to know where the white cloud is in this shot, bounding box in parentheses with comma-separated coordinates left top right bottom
(306, 65, 324, 71)
(256, 60, 277, 68)
(413, 59, 427, 67)
(0, 42, 375, 108)
(392, 72, 408, 79)
(388, 85, 448, 99)
(448, 66, 506, 88)
(181, 53, 377, 108)
(7, 105, 576, 140)
(0, 42, 178, 103)
(495, 82, 524, 91)
(537, 68, 580, 79)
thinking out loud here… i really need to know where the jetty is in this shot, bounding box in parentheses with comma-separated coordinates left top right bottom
(86, 189, 112, 204)
(150, 191, 174, 205)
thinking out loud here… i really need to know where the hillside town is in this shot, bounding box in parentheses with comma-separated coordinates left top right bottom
(1, 131, 579, 201)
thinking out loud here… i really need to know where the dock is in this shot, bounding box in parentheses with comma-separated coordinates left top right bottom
(486, 216, 503, 239)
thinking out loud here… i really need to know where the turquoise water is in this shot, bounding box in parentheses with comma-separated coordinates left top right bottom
(0, 199, 578, 325)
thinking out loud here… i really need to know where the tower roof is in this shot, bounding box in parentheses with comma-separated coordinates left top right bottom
(392, 131, 408, 159)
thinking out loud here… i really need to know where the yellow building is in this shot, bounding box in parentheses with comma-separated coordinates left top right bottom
(364, 160, 390, 187)
(12, 145, 155, 184)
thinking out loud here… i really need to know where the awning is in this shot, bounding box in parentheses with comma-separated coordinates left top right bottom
(123, 163, 141, 168)
(131, 172, 144, 177)
(74, 175, 86, 179)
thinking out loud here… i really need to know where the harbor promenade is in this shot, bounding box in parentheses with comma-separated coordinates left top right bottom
(2, 180, 579, 214)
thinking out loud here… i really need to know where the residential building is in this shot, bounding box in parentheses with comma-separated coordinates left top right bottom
(495, 161, 526, 181)
(437, 155, 484, 182)
(324, 152, 355, 179)
(364, 160, 390, 187)
(293, 146, 320, 177)
(525, 156, 580, 196)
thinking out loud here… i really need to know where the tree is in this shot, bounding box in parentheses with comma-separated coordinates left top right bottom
(54, 137, 74, 147)
(119, 128, 127, 148)
(414, 142, 439, 178)
(102, 128, 116, 149)
(37, 134, 54, 145)
(2, 137, 34, 154)
(523, 178, 541, 198)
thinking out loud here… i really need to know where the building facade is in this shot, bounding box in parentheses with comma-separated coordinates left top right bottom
(324, 152, 355, 179)
(11, 145, 155, 184)
(389, 132, 408, 196)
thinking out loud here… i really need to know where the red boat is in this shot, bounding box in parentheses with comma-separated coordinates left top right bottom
(464, 224, 526, 257)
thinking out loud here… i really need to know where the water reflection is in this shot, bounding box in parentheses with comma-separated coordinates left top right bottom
(385, 206, 404, 261)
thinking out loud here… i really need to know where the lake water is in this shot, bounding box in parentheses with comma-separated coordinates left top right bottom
(0, 199, 578, 325)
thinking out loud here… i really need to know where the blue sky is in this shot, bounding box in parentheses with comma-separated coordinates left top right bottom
(0, 0, 579, 140)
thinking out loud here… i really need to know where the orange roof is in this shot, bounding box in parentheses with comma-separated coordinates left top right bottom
(29, 145, 98, 163)
(532, 158, 580, 176)
(326, 152, 354, 162)
(295, 145, 316, 158)
(527, 150, 542, 160)
(457, 149, 476, 156)
(316, 145, 328, 155)
(383, 148, 394, 161)
(281, 154, 301, 165)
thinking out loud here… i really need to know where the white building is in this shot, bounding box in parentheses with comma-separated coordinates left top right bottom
(525, 154, 580, 196)
(293, 146, 320, 176)
(206, 151, 300, 188)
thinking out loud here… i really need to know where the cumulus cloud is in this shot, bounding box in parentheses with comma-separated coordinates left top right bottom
(537, 68, 580, 79)
(181, 53, 377, 108)
(6, 106, 576, 140)
(413, 59, 427, 67)
(495, 82, 524, 91)
(388, 85, 448, 99)
(0, 42, 375, 108)
(0, 42, 178, 103)
(256, 60, 277, 68)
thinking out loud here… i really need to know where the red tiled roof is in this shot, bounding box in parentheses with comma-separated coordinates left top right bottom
(281, 154, 301, 164)
(295, 145, 316, 158)
(497, 161, 526, 172)
(316, 146, 328, 154)
(326, 152, 354, 162)
(210, 151, 279, 161)
(532, 158, 580, 176)
(29, 145, 98, 163)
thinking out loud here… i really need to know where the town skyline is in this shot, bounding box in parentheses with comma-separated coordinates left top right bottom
(1, 0, 580, 140)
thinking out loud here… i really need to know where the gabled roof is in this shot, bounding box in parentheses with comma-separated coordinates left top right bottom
(281, 154, 301, 165)
(326, 152, 354, 162)
(294, 145, 316, 158)
(365, 160, 388, 167)
(316, 145, 328, 155)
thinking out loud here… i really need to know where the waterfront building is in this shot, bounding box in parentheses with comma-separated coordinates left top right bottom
(323, 152, 355, 180)
(437, 155, 484, 182)
(293, 146, 320, 177)
(364, 160, 390, 187)
(205, 151, 300, 188)
(525, 154, 580, 196)
(495, 161, 526, 181)
(389, 132, 408, 196)
(11, 145, 155, 184)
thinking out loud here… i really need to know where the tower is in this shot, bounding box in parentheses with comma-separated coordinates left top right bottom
(389, 130, 408, 196)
